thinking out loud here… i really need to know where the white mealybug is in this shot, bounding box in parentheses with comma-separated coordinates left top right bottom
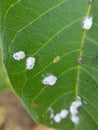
(71, 115, 79, 124)
(82, 16, 93, 30)
(13, 51, 25, 61)
(26, 57, 36, 70)
(53, 113, 61, 123)
(70, 96, 82, 124)
(71, 96, 82, 108)
(71, 100, 82, 108)
(48, 107, 54, 119)
(70, 105, 78, 115)
(42, 75, 57, 86)
(60, 109, 69, 119)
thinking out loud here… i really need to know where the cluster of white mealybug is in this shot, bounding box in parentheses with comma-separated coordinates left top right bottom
(53, 109, 69, 123)
(13, 51, 36, 70)
(82, 16, 93, 30)
(48, 108, 69, 123)
(13, 51, 57, 85)
(70, 96, 82, 124)
(48, 96, 82, 124)
(42, 75, 57, 86)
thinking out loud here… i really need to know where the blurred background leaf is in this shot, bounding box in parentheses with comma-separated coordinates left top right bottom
(0, 43, 9, 92)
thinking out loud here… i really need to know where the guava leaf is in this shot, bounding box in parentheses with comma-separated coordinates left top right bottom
(0, 44, 9, 92)
(0, 0, 98, 130)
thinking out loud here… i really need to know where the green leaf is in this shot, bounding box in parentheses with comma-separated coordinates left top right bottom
(0, 0, 98, 130)
(0, 44, 9, 92)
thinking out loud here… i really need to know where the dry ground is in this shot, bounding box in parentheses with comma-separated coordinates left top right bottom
(0, 91, 55, 130)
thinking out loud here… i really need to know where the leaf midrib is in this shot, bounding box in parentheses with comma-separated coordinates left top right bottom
(73, 3, 92, 130)
(75, 3, 92, 98)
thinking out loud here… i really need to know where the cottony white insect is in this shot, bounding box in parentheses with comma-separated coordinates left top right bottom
(53, 113, 61, 123)
(70, 96, 82, 124)
(48, 107, 54, 119)
(60, 109, 69, 119)
(13, 51, 25, 61)
(71, 100, 82, 108)
(42, 75, 57, 86)
(71, 96, 82, 108)
(26, 57, 36, 70)
(82, 16, 93, 30)
(71, 115, 79, 124)
(70, 105, 78, 115)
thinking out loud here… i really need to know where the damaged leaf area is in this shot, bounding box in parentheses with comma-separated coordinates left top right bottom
(0, 0, 98, 130)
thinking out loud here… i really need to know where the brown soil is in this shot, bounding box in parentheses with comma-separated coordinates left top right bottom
(0, 91, 55, 130)
(0, 91, 35, 130)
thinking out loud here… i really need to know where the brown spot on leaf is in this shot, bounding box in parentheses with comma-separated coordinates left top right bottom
(32, 103, 38, 108)
(88, 0, 92, 4)
(81, 45, 84, 50)
(77, 58, 82, 65)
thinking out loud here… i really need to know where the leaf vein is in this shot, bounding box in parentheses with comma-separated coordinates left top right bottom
(3, 0, 21, 28)
(81, 67, 98, 84)
(8, 0, 67, 46)
(30, 67, 77, 103)
(82, 107, 98, 126)
(42, 90, 74, 117)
